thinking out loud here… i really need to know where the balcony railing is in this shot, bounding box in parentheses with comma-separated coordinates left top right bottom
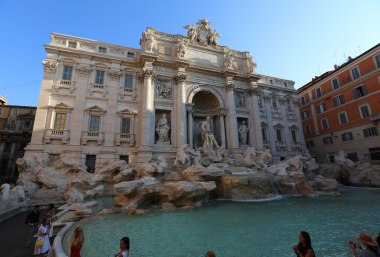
(275, 140, 287, 150)
(370, 113, 380, 121)
(53, 80, 76, 93)
(89, 83, 108, 97)
(291, 141, 302, 151)
(82, 131, 103, 145)
(44, 129, 70, 144)
(115, 133, 135, 146)
(119, 86, 135, 99)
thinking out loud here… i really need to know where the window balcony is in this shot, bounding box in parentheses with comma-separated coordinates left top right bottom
(271, 108, 282, 119)
(370, 113, 380, 121)
(89, 83, 108, 97)
(53, 80, 76, 93)
(275, 140, 287, 150)
(291, 141, 302, 151)
(82, 131, 103, 145)
(115, 133, 135, 146)
(287, 112, 297, 120)
(44, 129, 70, 144)
(119, 87, 136, 100)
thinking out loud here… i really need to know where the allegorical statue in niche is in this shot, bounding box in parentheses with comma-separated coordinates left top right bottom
(224, 53, 233, 69)
(238, 120, 249, 145)
(157, 81, 171, 98)
(156, 113, 170, 143)
(143, 31, 154, 52)
(177, 43, 186, 58)
(197, 116, 219, 149)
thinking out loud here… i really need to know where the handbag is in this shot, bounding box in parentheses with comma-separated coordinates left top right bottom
(35, 239, 44, 247)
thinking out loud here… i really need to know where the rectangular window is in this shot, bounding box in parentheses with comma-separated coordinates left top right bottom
(347, 152, 358, 162)
(98, 46, 107, 53)
(95, 70, 105, 85)
(276, 129, 282, 141)
(121, 118, 131, 134)
(272, 97, 277, 108)
(12, 109, 18, 116)
(291, 130, 297, 142)
(341, 132, 353, 141)
(127, 52, 135, 58)
(284, 82, 288, 87)
(332, 78, 340, 90)
(85, 155, 96, 173)
(363, 127, 378, 137)
(306, 140, 314, 148)
(261, 127, 267, 142)
(339, 112, 348, 124)
(62, 65, 73, 81)
(302, 110, 309, 120)
(369, 147, 380, 161)
(375, 54, 380, 68)
(323, 136, 333, 145)
(0, 108, 2, 116)
(124, 74, 134, 90)
(68, 41, 77, 48)
(360, 105, 370, 118)
(321, 118, 329, 129)
(54, 113, 66, 130)
(257, 95, 262, 107)
(269, 79, 273, 85)
(286, 99, 292, 110)
(316, 88, 322, 98)
(305, 124, 311, 134)
(89, 115, 100, 132)
(300, 96, 306, 106)
(317, 103, 326, 113)
(353, 85, 367, 99)
(333, 95, 345, 107)
(351, 67, 360, 80)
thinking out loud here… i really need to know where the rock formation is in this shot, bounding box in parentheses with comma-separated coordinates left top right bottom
(5, 146, 346, 215)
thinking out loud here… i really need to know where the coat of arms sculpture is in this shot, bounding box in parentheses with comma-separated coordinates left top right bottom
(184, 18, 220, 47)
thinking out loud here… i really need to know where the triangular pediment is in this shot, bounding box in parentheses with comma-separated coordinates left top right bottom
(117, 108, 136, 115)
(85, 105, 105, 112)
(52, 102, 71, 109)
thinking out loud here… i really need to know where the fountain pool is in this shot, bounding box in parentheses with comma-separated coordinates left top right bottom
(63, 187, 380, 257)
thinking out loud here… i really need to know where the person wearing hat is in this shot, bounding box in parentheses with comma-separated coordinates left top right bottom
(349, 232, 380, 257)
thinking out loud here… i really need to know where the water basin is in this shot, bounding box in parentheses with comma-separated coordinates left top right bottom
(63, 187, 380, 257)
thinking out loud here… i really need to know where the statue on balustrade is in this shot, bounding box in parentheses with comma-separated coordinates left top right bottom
(197, 116, 219, 149)
(156, 113, 170, 143)
(238, 120, 249, 145)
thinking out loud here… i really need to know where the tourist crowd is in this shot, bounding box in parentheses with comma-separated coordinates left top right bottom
(25, 205, 379, 257)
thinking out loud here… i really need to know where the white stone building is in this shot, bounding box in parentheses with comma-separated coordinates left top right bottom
(25, 19, 304, 171)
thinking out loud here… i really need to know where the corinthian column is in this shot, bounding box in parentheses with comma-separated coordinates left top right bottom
(138, 69, 156, 162)
(248, 84, 264, 152)
(225, 81, 239, 150)
(175, 73, 187, 145)
(219, 108, 226, 147)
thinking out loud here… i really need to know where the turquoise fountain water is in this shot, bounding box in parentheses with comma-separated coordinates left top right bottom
(63, 187, 380, 257)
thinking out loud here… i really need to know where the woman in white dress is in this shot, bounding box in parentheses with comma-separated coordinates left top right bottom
(34, 216, 51, 256)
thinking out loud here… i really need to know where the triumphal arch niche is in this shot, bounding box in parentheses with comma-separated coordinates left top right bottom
(30, 18, 302, 167)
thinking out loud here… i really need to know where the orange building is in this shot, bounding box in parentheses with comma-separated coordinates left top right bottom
(297, 43, 380, 163)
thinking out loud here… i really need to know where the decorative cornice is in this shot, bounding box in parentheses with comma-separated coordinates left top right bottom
(42, 60, 58, 72)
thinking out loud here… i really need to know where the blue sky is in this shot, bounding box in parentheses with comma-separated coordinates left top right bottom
(1, 0, 379, 106)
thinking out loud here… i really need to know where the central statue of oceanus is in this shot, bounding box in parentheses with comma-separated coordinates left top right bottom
(197, 116, 219, 149)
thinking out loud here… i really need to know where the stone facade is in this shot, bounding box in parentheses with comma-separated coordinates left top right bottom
(0, 102, 36, 183)
(24, 19, 304, 171)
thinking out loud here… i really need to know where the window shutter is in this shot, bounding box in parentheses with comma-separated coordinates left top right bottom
(333, 97, 337, 107)
(362, 85, 367, 95)
(363, 129, 369, 137)
(340, 95, 345, 104)
(353, 89, 358, 99)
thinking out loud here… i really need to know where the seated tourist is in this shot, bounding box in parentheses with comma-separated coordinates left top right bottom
(349, 232, 380, 257)
(204, 250, 216, 257)
(292, 231, 316, 257)
(114, 237, 130, 257)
